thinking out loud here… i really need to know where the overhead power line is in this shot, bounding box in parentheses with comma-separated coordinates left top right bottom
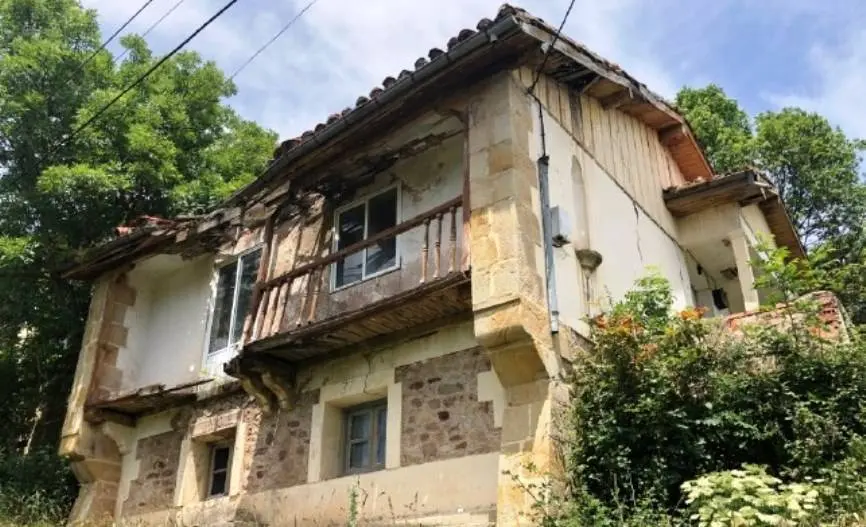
(52, 0, 240, 157)
(80, 0, 157, 70)
(528, 0, 577, 94)
(229, 0, 320, 80)
(116, 0, 189, 63)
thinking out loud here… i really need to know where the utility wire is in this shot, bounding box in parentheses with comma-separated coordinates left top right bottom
(80, 0, 157, 70)
(50, 0, 240, 157)
(528, 0, 576, 94)
(116, 0, 188, 63)
(229, 0, 319, 80)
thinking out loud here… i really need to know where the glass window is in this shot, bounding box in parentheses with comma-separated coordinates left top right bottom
(208, 248, 262, 355)
(208, 444, 232, 497)
(334, 187, 399, 289)
(344, 400, 387, 474)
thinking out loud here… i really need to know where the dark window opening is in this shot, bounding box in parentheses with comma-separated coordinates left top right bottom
(208, 444, 232, 497)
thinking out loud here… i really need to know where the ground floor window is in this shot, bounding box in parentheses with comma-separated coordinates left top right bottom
(343, 400, 387, 474)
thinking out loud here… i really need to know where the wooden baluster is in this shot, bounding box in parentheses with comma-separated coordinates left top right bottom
(296, 272, 309, 326)
(448, 206, 457, 274)
(271, 280, 291, 337)
(253, 288, 270, 340)
(307, 266, 327, 324)
(263, 287, 280, 337)
(420, 218, 430, 283)
(433, 212, 443, 279)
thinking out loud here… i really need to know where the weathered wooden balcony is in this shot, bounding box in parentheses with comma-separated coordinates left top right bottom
(242, 196, 471, 362)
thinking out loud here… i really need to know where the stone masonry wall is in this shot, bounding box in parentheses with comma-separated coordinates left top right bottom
(123, 429, 184, 516)
(243, 389, 319, 493)
(395, 347, 500, 466)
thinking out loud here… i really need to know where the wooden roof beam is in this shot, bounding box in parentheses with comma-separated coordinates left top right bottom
(600, 87, 636, 110)
(659, 123, 687, 147)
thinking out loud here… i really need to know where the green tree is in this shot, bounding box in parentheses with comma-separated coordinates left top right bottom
(675, 85, 866, 248)
(675, 84, 754, 174)
(0, 1, 275, 509)
(676, 84, 866, 324)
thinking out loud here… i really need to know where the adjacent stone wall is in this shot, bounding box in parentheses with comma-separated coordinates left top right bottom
(396, 347, 500, 465)
(243, 389, 319, 492)
(123, 429, 184, 516)
(91, 273, 136, 402)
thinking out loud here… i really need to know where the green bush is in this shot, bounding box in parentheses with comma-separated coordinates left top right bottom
(0, 447, 75, 526)
(682, 465, 821, 526)
(557, 271, 866, 525)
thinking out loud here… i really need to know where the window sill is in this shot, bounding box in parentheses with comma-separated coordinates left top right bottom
(331, 262, 401, 294)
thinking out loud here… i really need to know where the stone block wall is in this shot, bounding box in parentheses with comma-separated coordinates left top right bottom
(91, 273, 136, 402)
(123, 429, 184, 516)
(243, 389, 319, 493)
(396, 347, 500, 465)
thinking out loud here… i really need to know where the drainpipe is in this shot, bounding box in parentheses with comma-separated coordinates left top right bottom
(529, 93, 559, 334)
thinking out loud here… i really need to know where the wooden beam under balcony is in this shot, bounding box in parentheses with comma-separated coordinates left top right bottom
(245, 271, 471, 362)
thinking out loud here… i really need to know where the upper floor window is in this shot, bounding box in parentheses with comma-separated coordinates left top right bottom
(333, 186, 399, 289)
(208, 248, 262, 357)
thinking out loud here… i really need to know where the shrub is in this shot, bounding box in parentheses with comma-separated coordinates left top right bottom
(0, 446, 75, 526)
(558, 269, 866, 525)
(682, 465, 821, 526)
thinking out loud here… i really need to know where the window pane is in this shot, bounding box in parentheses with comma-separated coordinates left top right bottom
(365, 189, 398, 274)
(212, 446, 230, 471)
(209, 471, 227, 496)
(376, 407, 387, 465)
(231, 249, 262, 344)
(349, 441, 369, 469)
(336, 205, 365, 287)
(349, 411, 371, 441)
(208, 264, 237, 353)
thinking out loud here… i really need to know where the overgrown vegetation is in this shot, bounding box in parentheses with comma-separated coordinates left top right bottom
(529, 264, 866, 526)
(0, 2, 864, 527)
(0, 1, 275, 524)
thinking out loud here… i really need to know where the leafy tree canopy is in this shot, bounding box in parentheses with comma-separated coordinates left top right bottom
(0, 0, 276, 463)
(676, 84, 866, 247)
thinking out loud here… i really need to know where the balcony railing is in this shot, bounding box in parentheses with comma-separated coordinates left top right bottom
(243, 196, 468, 353)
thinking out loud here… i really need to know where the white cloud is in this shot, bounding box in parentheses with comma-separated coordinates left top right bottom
(80, 0, 679, 139)
(766, 29, 866, 139)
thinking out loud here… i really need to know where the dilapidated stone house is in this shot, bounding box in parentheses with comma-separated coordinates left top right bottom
(59, 5, 807, 526)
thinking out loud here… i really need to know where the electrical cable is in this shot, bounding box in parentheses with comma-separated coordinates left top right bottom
(79, 0, 157, 70)
(229, 0, 319, 81)
(528, 0, 577, 95)
(50, 0, 240, 157)
(116, 0, 188, 63)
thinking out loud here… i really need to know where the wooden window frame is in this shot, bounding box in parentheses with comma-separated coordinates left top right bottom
(331, 184, 402, 291)
(342, 399, 387, 475)
(206, 442, 233, 498)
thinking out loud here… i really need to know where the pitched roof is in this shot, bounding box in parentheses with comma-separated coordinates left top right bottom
(223, 2, 713, 207)
(65, 3, 721, 279)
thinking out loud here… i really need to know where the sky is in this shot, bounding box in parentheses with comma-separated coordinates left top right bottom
(79, 0, 866, 141)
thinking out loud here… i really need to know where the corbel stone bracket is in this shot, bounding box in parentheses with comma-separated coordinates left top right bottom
(224, 354, 297, 414)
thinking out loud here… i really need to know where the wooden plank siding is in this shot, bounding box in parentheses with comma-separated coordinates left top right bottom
(515, 69, 687, 235)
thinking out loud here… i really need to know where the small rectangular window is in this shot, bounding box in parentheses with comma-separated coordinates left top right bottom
(208, 248, 262, 355)
(343, 401, 387, 474)
(334, 187, 399, 289)
(208, 444, 232, 497)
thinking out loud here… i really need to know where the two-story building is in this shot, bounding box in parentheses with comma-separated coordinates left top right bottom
(59, 5, 805, 526)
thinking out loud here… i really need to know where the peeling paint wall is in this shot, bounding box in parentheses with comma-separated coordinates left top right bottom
(264, 120, 466, 333)
(529, 94, 692, 332)
(122, 255, 214, 391)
